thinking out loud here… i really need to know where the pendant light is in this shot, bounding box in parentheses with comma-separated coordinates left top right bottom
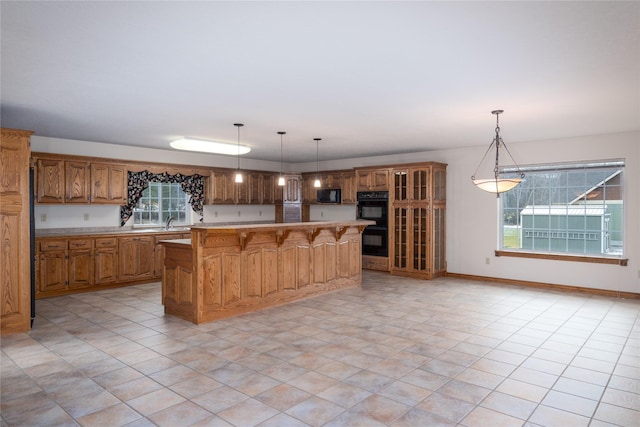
(313, 138, 321, 188)
(234, 123, 244, 183)
(471, 110, 525, 197)
(277, 131, 286, 186)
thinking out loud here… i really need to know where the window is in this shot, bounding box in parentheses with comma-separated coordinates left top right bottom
(500, 160, 624, 260)
(133, 182, 190, 226)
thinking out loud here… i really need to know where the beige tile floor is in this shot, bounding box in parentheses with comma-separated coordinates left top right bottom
(1, 270, 639, 426)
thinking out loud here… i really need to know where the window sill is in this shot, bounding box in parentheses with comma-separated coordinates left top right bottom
(495, 250, 628, 266)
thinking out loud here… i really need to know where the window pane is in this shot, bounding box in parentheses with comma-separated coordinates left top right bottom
(134, 182, 190, 227)
(501, 160, 624, 257)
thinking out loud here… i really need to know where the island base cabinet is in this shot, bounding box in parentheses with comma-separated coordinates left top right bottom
(161, 222, 369, 324)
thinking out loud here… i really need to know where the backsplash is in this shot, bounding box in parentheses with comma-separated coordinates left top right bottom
(34, 205, 121, 229)
(34, 203, 354, 230)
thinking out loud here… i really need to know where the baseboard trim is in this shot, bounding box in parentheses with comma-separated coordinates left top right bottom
(445, 272, 640, 300)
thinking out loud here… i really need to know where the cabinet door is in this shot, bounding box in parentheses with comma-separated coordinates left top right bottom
(154, 233, 178, 277)
(393, 207, 408, 270)
(370, 169, 390, 191)
(211, 171, 237, 204)
(301, 175, 316, 204)
(36, 158, 64, 203)
(433, 166, 446, 202)
(119, 236, 154, 281)
(136, 236, 155, 280)
(356, 170, 372, 191)
(432, 205, 446, 274)
(68, 250, 93, 288)
(284, 176, 302, 203)
(65, 161, 91, 203)
(393, 169, 408, 202)
(38, 251, 67, 293)
(341, 172, 356, 204)
(91, 163, 127, 204)
(95, 247, 118, 285)
(274, 176, 284, 204)
(248, 173, 262, 204)
(262, 174, 275, 204)
(412, 207, 429, 272)
(412, 168, 429, 202)
(236, 179, 249, 204)
(324, 173, 342, 189)
(356, 169, 389, 191)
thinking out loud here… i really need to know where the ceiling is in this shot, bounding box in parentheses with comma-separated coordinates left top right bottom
(2, 1, 639, 163)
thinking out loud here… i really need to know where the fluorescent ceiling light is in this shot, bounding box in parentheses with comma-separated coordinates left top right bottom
(170, 138, 251, 155)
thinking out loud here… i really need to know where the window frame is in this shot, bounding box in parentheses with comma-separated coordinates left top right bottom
(132, 182, 191, 227)
(497, 159, 628, 266)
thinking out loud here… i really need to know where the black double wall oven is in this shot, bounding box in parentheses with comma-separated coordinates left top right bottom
(357, 191, 389, 257)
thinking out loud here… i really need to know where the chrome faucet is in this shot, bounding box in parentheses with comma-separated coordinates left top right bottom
(165, 216, 175, 230)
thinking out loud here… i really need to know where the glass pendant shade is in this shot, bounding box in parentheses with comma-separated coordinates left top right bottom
(471, 110, 524, 197)
(278, 131, 286, 186)
(313, 138, 321, 188)
(472, 177, 522, 193)
(234, 123, 244, 184)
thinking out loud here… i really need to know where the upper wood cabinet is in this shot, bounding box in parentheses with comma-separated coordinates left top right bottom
(355, 168, 390, 191)
(210, 170, 280, 205)
(35, 157, 64, 203)
(301, 170, 356, 204)
(90, 163, 127, 204)
(33, 154, 127, 205)
(65, 161, 91, 203)
(1, 128, 33, 335)
(341, 171, 356, 204)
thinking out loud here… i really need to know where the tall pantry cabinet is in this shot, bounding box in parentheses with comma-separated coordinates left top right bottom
(1, 128, 33, 334)
(391, 162, 446, 279)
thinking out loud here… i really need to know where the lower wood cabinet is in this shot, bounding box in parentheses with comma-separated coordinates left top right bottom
(36, 230, 187, 298)
(68, 239, 94, 288)
(95, 237, 118, 285)
(38, 240, 68, 293)
(118, 236, 155, 282)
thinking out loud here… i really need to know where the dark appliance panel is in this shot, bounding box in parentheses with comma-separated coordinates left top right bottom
(361, 225, 389, 257)
(357, 191, 389, 257)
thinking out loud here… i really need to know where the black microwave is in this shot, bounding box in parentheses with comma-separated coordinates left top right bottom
(317, 188, 341, 204)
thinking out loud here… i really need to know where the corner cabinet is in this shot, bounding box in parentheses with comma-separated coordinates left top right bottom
(1, 128, 33, 334)
(390, 162, 446, 279)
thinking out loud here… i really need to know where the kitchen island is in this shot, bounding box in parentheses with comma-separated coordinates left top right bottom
(160, 220, 374, 324)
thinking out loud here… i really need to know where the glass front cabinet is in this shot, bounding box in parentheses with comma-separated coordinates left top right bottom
(391, 162, 446, 279)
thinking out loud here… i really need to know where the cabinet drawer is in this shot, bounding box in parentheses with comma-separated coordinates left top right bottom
(362, 255, 389, 271)
(39, 240, 67, 251)
(69, 239, 92, 250)
(95, 237, 117, 248)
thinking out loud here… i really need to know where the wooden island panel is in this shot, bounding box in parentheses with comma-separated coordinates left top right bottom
(161, 221, 372, 324)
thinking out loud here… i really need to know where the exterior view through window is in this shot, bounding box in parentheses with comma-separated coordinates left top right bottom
(133, 182, 189, 226)
(500, 160, 624, 257)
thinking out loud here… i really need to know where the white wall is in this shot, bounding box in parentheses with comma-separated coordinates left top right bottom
(202, 205, 275, 223)
(309, 204, 357, 221)
(31, 132, 639, 293)
(35, 205, 120, 229)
